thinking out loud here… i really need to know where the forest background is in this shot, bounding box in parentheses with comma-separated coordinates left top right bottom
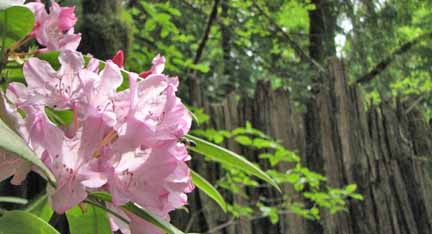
(2, 0, 432, 234)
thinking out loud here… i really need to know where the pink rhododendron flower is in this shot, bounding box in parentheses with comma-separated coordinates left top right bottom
(42, 126, 108, 213)
(0, 1, 193, 228)
(113, 72, 191, 152)
(27, 0, 80, 51)
(8, 50, 84, 109)
(2, 51, 193, 232)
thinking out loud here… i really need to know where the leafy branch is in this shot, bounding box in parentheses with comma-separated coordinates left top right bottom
(355, 31, 432, 84)
(252, 1, 327, 74)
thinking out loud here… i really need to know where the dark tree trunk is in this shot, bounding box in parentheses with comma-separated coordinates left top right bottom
(78, 0, 130, 60)
(220, 0, 235, 93)
(308, 0, 336, 64)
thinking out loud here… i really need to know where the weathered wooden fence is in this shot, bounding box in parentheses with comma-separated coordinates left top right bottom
(174, 58, 432, 234)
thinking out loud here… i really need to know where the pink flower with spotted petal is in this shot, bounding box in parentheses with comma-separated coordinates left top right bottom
(8, 50, 84, 110)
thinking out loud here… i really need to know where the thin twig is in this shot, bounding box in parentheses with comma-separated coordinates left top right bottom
(203, 217, 235, 234)
(404, 95, 425, 115)
(192, 0, 220, 65)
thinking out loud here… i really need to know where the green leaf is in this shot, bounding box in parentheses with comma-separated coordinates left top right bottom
(66, 204, 111, 234)
(37, 51, 61, 69)
(350, 193, 364, 200)
(1, 61, 24, 84)
(25, 194, 53, 222)
(0, 118, 56, 185)
(235, 135, 253, 145)
(122, 203, 184, 234)
(0, 210, 59, 234)
(89, 192, 184, 234)
(0, 6, 34, 49)
(0, 196, 27, 205)
(185, 134, 281, 192)
(191, 170, 227, 212)
(345, 184, 357, 193)
(45, 107, 73, 127)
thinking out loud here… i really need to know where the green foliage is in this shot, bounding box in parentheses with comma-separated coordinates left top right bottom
(186, 134, 281, 191)
(66, 204, 112, 234)
(125, 0, 321, 102)
(25, 195, 53, 222)
(0, 210, 59, 234)
(192, 121, 363, 222)
(0, 6, 34, 49)
(188, 106, 210, 125)
(342, 1, 432, 117)
(124, 0, 432, 117)
(126, 1, 210, 76)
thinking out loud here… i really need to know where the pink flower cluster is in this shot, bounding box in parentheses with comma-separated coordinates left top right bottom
(27, 0, 80, 51)
(0, 1, 194, 233)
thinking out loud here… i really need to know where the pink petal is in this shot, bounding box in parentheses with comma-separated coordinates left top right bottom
(59, 32, 81, 51)
(151, 54, 165, 74)
(23, 58, 57, 92)
(58, 6, 77, 31)
(48, 178, 87, 214)
(139, 54, 166, 78)
(0, 151, 31, 185)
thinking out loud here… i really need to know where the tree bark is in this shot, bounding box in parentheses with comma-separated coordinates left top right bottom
(182, 58, 432, 234)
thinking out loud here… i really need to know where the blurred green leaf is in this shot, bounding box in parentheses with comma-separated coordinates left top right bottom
(0, 210, 59, 234)
(191, 170, 227, 212)
(26, 194, 53, 222)
(66, 204, 111, 234)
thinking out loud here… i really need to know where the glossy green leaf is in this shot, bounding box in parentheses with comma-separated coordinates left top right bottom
(191, 170, 227, 212)
(25, 194, 53, 222)
(0, 210, 59, 234)
(0, 196, 27, 205)
(0, 6, 34, 49)
(185, 134, 281, 192)
(89, 192, 184, 234)
(45, 107, 73, 127)
(66, 204, 111, 234)
(0, 118, 56, 185)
